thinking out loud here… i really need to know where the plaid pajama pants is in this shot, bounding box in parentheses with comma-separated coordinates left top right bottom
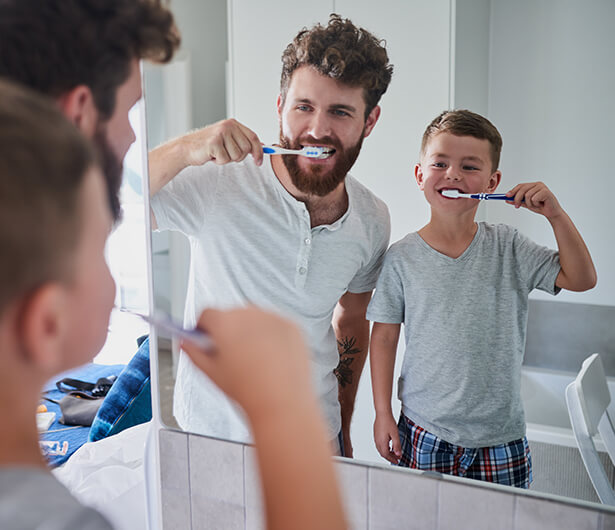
(397, 413, 532, 489)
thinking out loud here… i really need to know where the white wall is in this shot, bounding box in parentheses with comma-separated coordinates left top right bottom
(486, 0, 615, 307)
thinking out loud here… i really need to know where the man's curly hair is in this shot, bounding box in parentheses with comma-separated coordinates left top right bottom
(280, 14, 393, 118)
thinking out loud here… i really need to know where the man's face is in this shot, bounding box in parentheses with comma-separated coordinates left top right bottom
(61, 167, 116, 370)
(95, 59, 142, 220)
(277, 66, 379, 197)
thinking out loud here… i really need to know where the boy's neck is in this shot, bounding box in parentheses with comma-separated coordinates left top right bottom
(0, 354, 48, 469)
(418, 210, 479, 259)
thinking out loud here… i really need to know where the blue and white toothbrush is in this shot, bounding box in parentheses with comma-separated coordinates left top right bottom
(262, 145, 331, 159)
(441, 190, 523, 201)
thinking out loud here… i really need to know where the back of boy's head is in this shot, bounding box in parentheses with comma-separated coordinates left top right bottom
(0, 80, 96, 316)
(280, 13, 394, 118)
(421, 110, 503, 172)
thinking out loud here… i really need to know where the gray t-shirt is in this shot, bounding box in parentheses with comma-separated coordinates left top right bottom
(151, 157, 390, 441)
(0, 468, 112, 530)
(366, 222, 561, 447)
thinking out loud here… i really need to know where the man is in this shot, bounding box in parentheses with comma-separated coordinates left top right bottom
(0, 0, 180, 221)
(149, 14, 393, 456)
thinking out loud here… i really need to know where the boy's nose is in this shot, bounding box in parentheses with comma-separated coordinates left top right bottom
(445, 167, 461, 181)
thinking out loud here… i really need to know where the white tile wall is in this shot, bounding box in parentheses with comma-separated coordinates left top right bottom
(188, 434, 245, 530)
(159, 429, 615, 530)
(159, 429, 191, 530)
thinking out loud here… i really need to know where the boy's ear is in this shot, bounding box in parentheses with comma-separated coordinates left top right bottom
(57, 85, 99, 139)
(487, 170, 502, 192)
(414, 163, 425, 190)
(363, 105, 381, 138)
(18, 284, 69, 374)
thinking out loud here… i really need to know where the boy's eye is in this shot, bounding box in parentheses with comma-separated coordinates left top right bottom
(463, 165, 479, 171)
(432, 162, 446, 168)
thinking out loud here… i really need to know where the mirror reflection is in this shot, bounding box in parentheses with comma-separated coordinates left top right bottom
(145, 0, 615, 508)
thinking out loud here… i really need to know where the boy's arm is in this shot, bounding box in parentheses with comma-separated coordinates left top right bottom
(370, 321, 402, 463)
(332, 291, 372, 458)
(182, 307, 348, 530)
(507, 182, 597, 291)
(148, 118, 263, 197)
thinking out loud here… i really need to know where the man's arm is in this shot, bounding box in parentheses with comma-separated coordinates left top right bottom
(148, 118, 263, 197)
(332, 290, 372, 458)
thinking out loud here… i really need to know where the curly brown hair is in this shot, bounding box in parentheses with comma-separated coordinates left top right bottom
(280, 14, 393, 118)
(0, 0, 180, 121)
(421, 110, 503, 172)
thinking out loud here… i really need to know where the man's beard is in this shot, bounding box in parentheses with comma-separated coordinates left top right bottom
(94, 124, 123, 223)
(279, 127, 365, 197)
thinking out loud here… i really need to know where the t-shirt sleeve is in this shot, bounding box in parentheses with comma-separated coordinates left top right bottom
(150, 163, 222, 236)
(347, 206, 391, 294)
(512, 227, 561, 295)
(366, 247, 405, 324)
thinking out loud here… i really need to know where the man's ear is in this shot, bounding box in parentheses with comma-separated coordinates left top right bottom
(363, 105, 381, 138)
(18, 284, 69, 374)
(487, 170, 502, 192)
(414, 163, 425, 190)
(276, 94, 284, 119)
(57, 85, 98, 138)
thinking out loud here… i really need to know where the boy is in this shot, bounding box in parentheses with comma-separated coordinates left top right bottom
(0, 80, 346, 529)
(367, 109, 596, 488)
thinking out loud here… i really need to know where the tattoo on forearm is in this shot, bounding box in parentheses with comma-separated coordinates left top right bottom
(334, 336, 361, 388)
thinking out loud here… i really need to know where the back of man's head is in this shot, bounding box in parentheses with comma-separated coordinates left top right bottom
(0, 0, 180, 221)
(280, 13, 394, 118)
(0, 0, 179, 120)
(0, 80, 95, 315)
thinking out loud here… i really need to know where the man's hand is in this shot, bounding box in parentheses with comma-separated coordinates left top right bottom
(374, 413, 401, 464)
(182, 118, 263, 168)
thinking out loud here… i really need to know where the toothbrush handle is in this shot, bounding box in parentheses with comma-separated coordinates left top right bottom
(472, 193, 524, 202)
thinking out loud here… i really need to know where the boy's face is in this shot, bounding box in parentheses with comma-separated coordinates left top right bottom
(276, 65, 380, 196)
(60, 167, 116, 370)
(415, 132, 501, 212)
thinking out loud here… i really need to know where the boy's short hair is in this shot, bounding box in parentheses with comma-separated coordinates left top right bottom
(0, 0, 180, 121)
(0, 81, 97, 314)
(280, 13, 394, 118)
(421, 110, 503, 172)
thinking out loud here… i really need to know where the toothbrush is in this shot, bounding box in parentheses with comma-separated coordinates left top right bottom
(441, 190, 523, 202)
(262, 145, 330, 159)
(122, 309, 214, 352)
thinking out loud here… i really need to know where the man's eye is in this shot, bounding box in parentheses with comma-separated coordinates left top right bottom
(332, 109, 350, 117)
(297, 105, 311, 112)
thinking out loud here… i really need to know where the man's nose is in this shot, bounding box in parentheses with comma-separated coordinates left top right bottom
(306, 110, 332, 139)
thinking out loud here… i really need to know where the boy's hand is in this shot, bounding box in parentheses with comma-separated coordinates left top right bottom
(506, 181, 564, 220)
(374, 413, 402, 464)
(181, 306, 312, 422)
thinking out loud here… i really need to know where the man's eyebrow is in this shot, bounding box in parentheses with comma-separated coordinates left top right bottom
(330, 103, 357, 113)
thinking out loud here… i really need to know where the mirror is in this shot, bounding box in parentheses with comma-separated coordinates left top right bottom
(144, 0, 615, 508)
